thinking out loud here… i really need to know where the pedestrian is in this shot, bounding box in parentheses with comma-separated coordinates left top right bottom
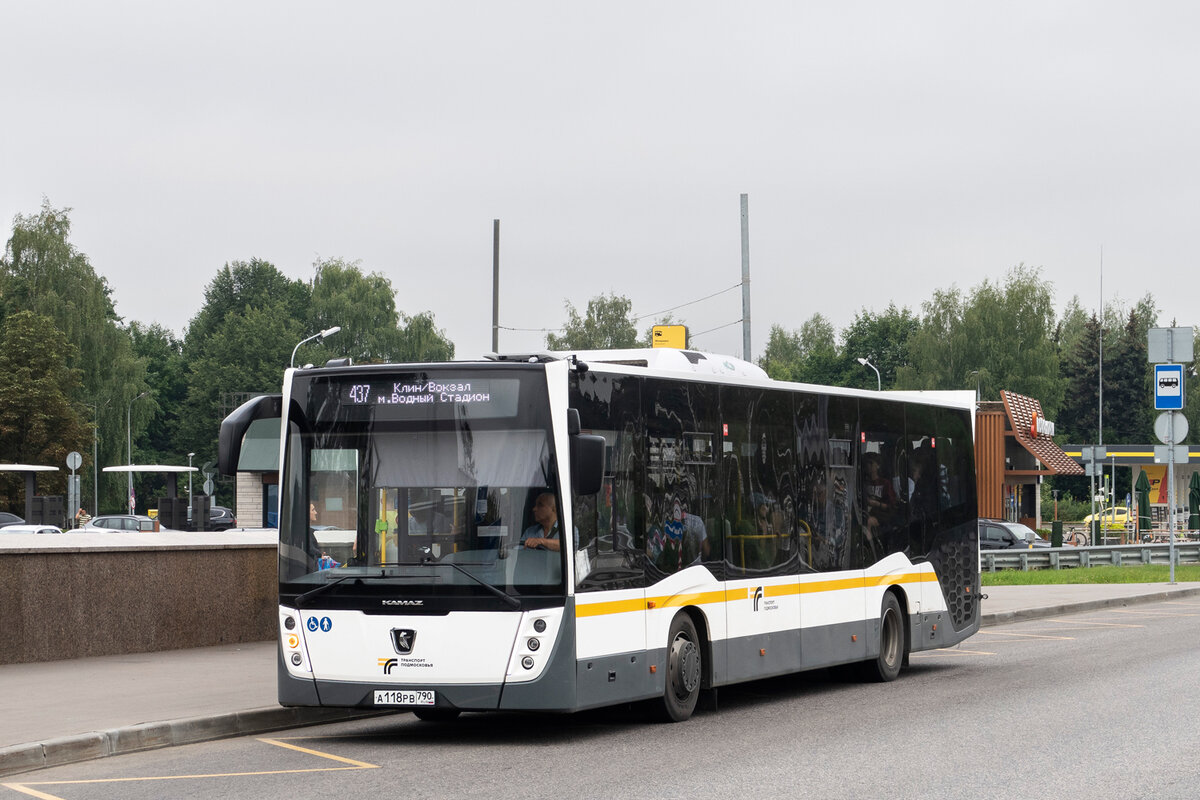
(74, 507, 92, 528)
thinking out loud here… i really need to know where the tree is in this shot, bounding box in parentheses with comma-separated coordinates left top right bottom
(1, 200, 148, 511)
(899, 265, 1061, 414)
(129, 322, 187, 465)
(547, 293, 638, 350)
(1058, 313, 1102, 443)
(757, 314, 846, 385)
(0, 311, 90, 506)
(307, 258, 404, 364)
(180, 261, 310, 468)
(840, 304, 919, 390)
(395, 311, 455, 362)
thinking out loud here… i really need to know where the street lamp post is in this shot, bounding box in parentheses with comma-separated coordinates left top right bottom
(856, 357, 881, 391)
(291, 326, 342, 368)
(127, 391, 148, 513)
(92, 399, 110, 515)
(188, 452, 195, 514)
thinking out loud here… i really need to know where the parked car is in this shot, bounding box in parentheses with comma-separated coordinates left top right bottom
(185, 504, 238, 530)
(83, 514, 159, 532)
(0, 524, 64, 534)
(208, 505, 237, 531)
(0, 511, 25, 528)
(979, 519, 1052, 549)
(1081, 506, 1130, 529)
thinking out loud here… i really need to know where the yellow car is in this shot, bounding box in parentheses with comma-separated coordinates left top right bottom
(1081, 507, 1131, 529)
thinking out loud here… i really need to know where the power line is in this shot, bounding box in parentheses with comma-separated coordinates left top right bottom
(496, 281, 745, 339)
(632, 283, 743, 323)
(688, 319, 744, 340)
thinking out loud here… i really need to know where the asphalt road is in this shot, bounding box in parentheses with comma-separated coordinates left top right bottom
(5, 597, 1198, 800)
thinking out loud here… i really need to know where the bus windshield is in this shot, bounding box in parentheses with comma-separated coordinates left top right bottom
(279, 368, 565, 601)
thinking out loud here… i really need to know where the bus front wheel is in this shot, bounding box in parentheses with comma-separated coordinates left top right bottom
(864, 592, 905, 682)
(656, 613, 702, 722)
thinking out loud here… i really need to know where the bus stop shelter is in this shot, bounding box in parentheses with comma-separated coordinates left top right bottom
(0, 463, 61, 524)
(102, 465, 199, 529)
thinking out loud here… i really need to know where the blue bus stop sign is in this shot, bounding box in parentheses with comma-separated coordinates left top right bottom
(1155, 364, 1185, 410)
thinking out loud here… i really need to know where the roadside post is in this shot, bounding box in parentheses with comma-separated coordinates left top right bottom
(66, 451, 82, 527)
(1149, 326, 1193, 584)
(1080, 445, 1106, 545)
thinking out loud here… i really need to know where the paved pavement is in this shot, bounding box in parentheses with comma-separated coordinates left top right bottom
(3, 581, 1199, 778)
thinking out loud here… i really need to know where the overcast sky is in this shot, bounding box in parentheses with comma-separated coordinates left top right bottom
(4, 2, 1198, 363)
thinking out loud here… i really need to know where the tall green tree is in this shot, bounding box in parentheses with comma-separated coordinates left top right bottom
(395, 311, 455, 362)
(180, 260, 310, 467)
(307, 258, 403, 364)
(899, 265, 1061, 413)
(757, 314, 846, 385)
(840, 304, 919, 390)
(547, 293, 638, 350)
(1059, 313, 1102, 443)
(0, 311, 90, 506)
(1, 200, 147, 511)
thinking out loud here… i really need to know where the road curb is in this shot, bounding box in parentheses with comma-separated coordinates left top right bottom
(0, 706, 388, 779)
(980, 585, 1200, 627)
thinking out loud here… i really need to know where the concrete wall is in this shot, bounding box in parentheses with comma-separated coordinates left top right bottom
(0, 530, 278, 665)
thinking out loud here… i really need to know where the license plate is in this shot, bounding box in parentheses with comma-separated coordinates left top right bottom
(374, 689, 436, 706)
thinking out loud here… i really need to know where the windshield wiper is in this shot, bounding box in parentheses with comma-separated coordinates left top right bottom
(293, 568, 398, 607)
(294, 575, 356, 608)
(296, 561, 522, 611)
(376, 559, 521, 610)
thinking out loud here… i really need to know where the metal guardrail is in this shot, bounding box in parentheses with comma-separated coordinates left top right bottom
(981, 542, 1200, 571)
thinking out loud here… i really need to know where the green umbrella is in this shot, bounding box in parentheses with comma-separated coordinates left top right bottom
(1136, 470, 1152, 534)
(1189, 471, 1200, 531)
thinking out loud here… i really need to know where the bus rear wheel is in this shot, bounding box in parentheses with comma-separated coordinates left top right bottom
(656, 613, 702, 722)
(864, 592, 904, 682)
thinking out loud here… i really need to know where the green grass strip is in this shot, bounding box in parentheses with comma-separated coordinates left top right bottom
(982, 564, 1200, 586)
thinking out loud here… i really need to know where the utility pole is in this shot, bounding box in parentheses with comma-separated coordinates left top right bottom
(740, 194, 751, 362)
(492, 219, 500, 353)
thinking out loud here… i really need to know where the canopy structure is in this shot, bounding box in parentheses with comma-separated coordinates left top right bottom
(0, 464, 61, 522)
(102, 465, 198, 499)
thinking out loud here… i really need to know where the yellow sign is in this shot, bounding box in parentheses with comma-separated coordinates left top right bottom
(651, 325, 688, 349)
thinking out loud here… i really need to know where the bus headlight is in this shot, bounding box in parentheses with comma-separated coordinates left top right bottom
(527, 637, 540, 651)
(533, 618, 547, 633)
(521, 656, 535, 670)
(291, 653, 303, 666)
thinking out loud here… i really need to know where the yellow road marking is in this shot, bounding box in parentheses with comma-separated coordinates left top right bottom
(258, 737, 379, 768)
(911, 648, 996, 657)
(1, 737, 378, 798)
(1107, 608, 1198, 618)
(1035, 618, 1144, 629)
(975, 630, 1075, 641)
(1, 784, 64, 800)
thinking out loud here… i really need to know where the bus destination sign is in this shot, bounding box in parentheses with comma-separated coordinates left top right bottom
(344, 378, 520, 416)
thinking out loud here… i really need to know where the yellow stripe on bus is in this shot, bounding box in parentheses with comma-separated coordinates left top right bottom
(574, 571, 937, 618)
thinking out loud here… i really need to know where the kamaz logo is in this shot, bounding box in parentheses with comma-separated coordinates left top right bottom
(382, 599, 424, 606)
(378, 657, 398, 674)
(753, 586, 764, 612)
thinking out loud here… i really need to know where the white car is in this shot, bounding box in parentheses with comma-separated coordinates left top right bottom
(0, 524, 65, 534)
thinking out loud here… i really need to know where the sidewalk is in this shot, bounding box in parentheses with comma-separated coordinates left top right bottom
(3, 582, 1200, 777)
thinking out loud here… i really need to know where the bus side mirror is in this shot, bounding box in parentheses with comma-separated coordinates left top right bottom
(218, 394, 282, 476)
(570, 434, 605, 496)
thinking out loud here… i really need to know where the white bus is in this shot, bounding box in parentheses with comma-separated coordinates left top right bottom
(219, 348, 980, 722)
